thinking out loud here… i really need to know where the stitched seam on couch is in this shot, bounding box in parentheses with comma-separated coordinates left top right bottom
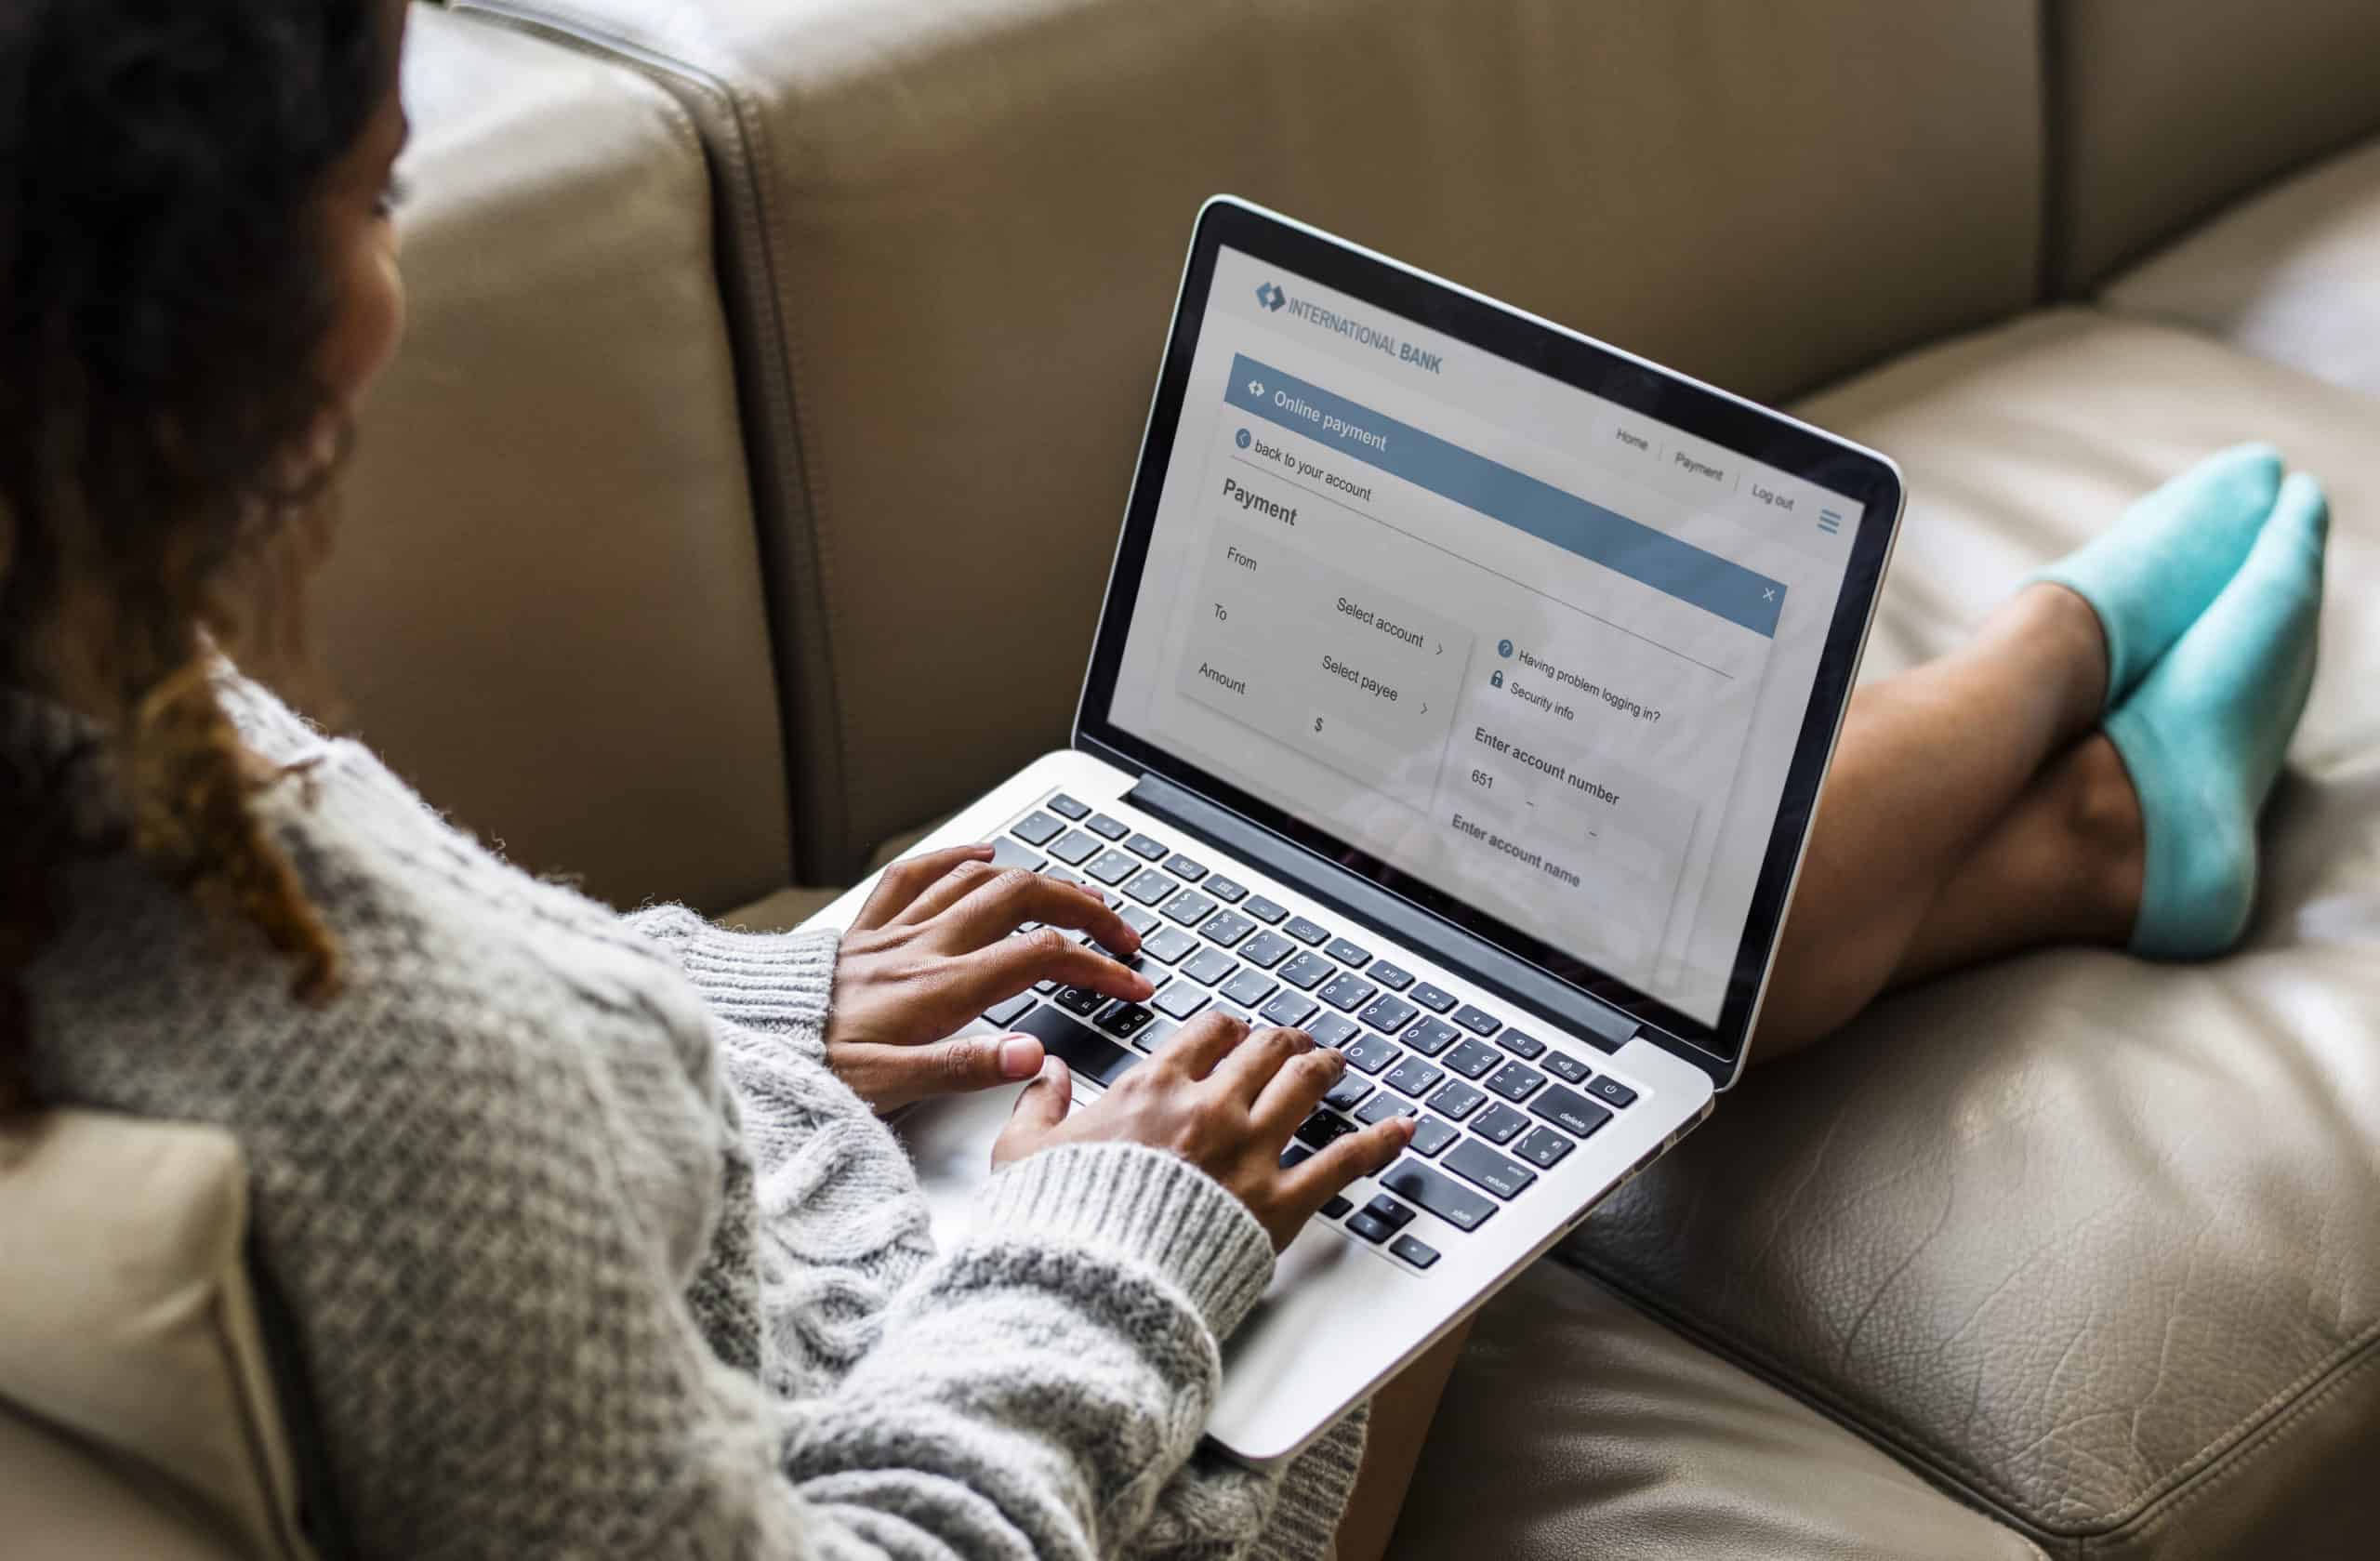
(1566, 1250, 2380, 1543)
(452, 1, 853, 886)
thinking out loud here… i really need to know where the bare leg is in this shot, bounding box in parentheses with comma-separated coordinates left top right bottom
(1332, 1319, 1474, 1561)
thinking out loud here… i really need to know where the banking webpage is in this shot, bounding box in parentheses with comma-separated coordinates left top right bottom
(1108, 245, 1861, 1025)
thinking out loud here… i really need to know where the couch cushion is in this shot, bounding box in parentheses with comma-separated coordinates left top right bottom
(322, 5, 792, 913)
(1387, 1260, 2041, 1561)
(0, 1111, 311, 1561)
(2103, 134, 2380, 398)
(1567, 310, 2380, 1561)
(456, 0, 2046, 881)
(2046, 0, 2380, 292)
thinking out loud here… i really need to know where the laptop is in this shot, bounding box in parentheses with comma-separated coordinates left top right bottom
(801, 196, 1904, 1464)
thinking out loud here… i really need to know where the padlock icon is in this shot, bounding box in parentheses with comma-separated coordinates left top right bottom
(1490, 670, 1504, 689)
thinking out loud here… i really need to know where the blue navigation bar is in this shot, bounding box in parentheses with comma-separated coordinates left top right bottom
(1223, 354, 1784, 637)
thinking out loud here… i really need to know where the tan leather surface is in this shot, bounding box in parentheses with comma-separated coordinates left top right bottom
(321, 6, 792, 913)
(0, 1112, 311, 1561)
(1567, 311, 2380, 1559)
(2105, 134, 2380, 397)
(1387, 1260, 2043, 1561)
(456, 0, 2044, 881)
(2047, 0, 2380, 292)
(0, 1405, 252, 1561)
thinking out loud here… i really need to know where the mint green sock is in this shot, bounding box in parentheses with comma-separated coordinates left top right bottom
(2032, 443, 2282, 707)
(2108, 471, 2327, 958)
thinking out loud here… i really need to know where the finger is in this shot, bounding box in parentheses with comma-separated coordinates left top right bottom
(932, 868, 1140, 956)
(991, 1057, 1075, 1168)
(853, 845, 995, 932)
(860, 1030, 1047, 1112)
(1250, 1045, 1346, 1136)
(885, 856, 1006, 928)
(1158, 1010, 1252, 1080)
(1284, 1114, 1415, 1210)
(959, 928, 1155, 1008)
(1212, 1025, 1312, 1107)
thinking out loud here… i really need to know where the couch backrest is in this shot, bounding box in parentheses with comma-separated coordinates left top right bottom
(456, 0, 2049, 882)
(322, 5, 793, 913)
(2046, 0, 2380, 292)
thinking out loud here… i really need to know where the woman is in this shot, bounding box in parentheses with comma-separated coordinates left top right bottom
(0, 4, 2325, 1561)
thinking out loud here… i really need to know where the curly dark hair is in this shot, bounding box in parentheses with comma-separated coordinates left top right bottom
(0, 0, 400, 1108)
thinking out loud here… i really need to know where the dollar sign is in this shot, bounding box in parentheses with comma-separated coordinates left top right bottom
(1313, 717, 1324, 734)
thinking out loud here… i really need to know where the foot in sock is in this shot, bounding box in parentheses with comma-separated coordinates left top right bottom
(2106, 471, 2327, 958)
(2031, 443, 2283, 708)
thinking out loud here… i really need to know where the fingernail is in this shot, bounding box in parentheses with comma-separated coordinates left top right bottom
(998, 1035, 1043, 1078)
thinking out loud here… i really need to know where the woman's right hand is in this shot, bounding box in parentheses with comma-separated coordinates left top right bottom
(990, 1012, 1416, 1250)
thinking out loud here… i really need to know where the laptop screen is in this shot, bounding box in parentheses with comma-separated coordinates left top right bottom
(1089, 204, 1897, 1064)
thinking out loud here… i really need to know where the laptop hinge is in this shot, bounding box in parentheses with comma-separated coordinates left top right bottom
(1127, 774, 1642, 1052)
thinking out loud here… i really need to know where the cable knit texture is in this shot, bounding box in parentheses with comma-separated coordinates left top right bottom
(18, 671, 1366, 1560)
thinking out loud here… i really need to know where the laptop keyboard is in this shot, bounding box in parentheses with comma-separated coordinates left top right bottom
(976, 791, 1645, 1271)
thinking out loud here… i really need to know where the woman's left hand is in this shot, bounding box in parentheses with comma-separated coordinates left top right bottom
(826, 845, 1154, 1112)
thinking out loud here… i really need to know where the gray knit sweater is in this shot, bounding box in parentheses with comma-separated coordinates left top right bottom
(20, 673, 1363, 1560)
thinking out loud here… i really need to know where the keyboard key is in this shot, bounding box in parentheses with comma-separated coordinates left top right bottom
(1409, 982, 1459, 1013)
(1378, 1159, 1498, 1232)
(1324, 937, 1372, 969)
(1152, 982, 1210, 1021)
(1450, 1004, 1502, 1037)
(1443, 1038, 1501, 1079)
(988, 838, 1046, 872)
(1043, 866, 1084, 886)
(1367, 959, 1416, 991)
(1118, 905, 1161, 936)
(1086, 849, 1140, 885)
(1359, 995, 1420, 1035)
(1261, 991, 1318, 1028)
(1053, 984, 1107, 1016)
(1086, 813, 1129, 840)
(1514, 1126, 1576, 1169)
(1384, 1058, 1447, 1099)
(1588, 1076, 1639, 1109)
(1199, 909, 1256, 947)
(1389, 1234, 1441, 1269)
(1283, 915, 1331, 946)
(1161, 890, 1218, 927)
(1123, 867, 1177, 906)
(1543, 1051, 1593, 1085)
(1408, 1116, 1459, 1157)
(1317, 972, 1377, 1012)
(1485, 1062, 1547, 1103)
(1141, 926, 1197, 964)
(1444, 1138, 1536, 1199)
(1295, 1110, 1358, 1149)
(1356, 1091, 1419, 1125)
(1125, 832, 1169, 861)
(1012, 811, 1064, 846)
(1279, 1144, 1312, 1171)
(1034, 978, 1060, 995)
(1319, 1193, 1354, 1219)
(1402, 1017, 1461, 1057)
(1095, 1003, 1157, 1043)
(1203, 874, 1248, 904)
(1345, 1209, 1398, 1244)
(1242, 894, 1289, 924)
(1343, 1033, 1401, 1074)
(985, 991, 1036, 1027)
(1162, 853, 1208, 882)
(1496, 1029, 1547, 1060)
(1130, 1016, 1178, 1054)
(1182, 947, 1237, 986)
(1046, 829, 1102, 866)
(1363, 1196, 1416, 1231)
(1013, 1003, 1140, 1088)
(1322, 1073, 1372, 1113)
(1427, 1080, 1486, 1120)
(1221, 968, 1278, 1010)
(1046, 793, 1091, 820)
(1470, 1103, 1530, 1144)
(1237, 930, 1296, 969)
(1309, 1012, 1362, 1049)
(1277, 951, 1334, 990)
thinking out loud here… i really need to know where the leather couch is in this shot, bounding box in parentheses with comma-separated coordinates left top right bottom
(7, 2, 2376, 1555)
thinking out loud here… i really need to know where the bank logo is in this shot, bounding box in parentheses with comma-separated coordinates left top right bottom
(1254, 281, 1287, 312)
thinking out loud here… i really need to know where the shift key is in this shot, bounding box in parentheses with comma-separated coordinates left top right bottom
(1377, 1158, 1499, 1233)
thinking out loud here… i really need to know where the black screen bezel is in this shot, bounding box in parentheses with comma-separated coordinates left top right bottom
(1075, 198, 1902, 1076)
